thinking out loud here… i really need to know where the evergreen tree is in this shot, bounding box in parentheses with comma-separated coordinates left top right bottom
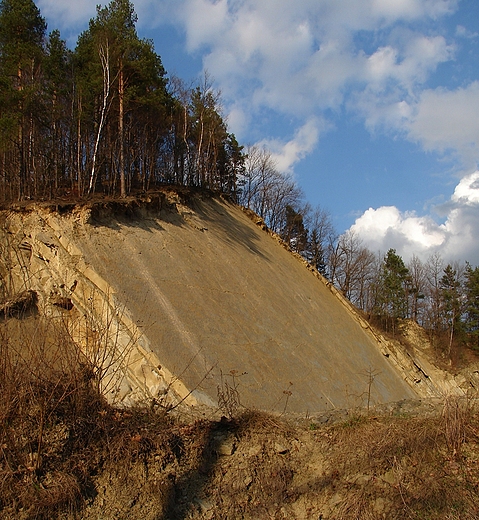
(439, 264, 463, 357)
(304, 206, 336, 277)
(464, 263, 479, 349)
(43, 29, 73, 193)
(283, 205, 308, 253)
(309, 227, 327, 274)
(221, 132, 244, 198)
(0, 0, 46, 199)
(376, 249, 410, 333)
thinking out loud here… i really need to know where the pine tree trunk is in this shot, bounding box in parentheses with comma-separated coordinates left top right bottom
(119, 64, 126, 197)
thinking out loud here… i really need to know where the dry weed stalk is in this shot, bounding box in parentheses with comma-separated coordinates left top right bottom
(217, 369, 246, 419)
(442, 394, 475, 457)
(335, 486, 375, 519)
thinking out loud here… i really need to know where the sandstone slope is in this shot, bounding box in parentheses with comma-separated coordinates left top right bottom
(1, 190, 452, 413)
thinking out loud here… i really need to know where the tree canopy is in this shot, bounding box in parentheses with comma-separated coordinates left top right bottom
(0, 0, 244, 201)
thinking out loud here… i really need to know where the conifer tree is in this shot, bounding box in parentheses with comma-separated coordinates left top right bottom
(439, 264, 463, 357)
(464, 263, 479, 349)
(376, 249, 410, 333)
(283, 205, 308, 253)
(0, 0, 46, 199)
(43, 29, 72, 193)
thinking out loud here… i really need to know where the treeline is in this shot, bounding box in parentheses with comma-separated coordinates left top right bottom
(330, 244, 479, 352)
(280, 217, 479, 356)
(236, 146, 479, 355)
(0, 0, 242, 201)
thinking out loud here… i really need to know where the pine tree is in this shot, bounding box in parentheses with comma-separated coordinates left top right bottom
(283, 205, 308, 253)
(376, 249, 410, 333)
(43, 29, 72, 194)
(464, 263, 479, 350)
(0, 0, 46, 199)
(439, 264, 463, 358)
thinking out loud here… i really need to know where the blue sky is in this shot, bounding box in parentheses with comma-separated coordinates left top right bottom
(38, 0, 479, 264)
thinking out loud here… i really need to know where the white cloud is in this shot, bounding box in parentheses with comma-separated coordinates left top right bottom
(155, 0, 458, 119)
(455, 24, 478, 39)
(452, 171, 479, 204)
(365, 34, 453, 92)
(37, 0, 97, 28)
(356, 32, 454, 135)
(255, 118, 327, 173)
(351, 206, 446, 258)
(372, 0, 458, 21)
(407, 82, 479, 166)
(180, 0, 229, 52)
(350, 171, 479, 264)
(226, 104, 250, 139)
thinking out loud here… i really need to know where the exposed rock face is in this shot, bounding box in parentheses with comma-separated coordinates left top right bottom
(0, 289, 37, 317)
(0, 190, 465, 412)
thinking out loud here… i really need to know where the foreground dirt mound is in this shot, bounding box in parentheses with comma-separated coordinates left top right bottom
(1, 189, 447, 412)
(81, 404, 479, 520)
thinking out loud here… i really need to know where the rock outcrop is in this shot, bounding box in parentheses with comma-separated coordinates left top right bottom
(0, 190, 468, 412)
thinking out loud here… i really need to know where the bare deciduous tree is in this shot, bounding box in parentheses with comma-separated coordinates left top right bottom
(407, 254, 427, 324)
(329, 230, 376, 310)
(237, 145, 303, 233)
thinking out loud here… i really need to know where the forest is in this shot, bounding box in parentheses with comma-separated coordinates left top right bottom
(1, 0, 478, 358)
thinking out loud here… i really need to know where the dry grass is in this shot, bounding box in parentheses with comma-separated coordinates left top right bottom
(322, 401, 479, 519)
(2, 313, 479, 519)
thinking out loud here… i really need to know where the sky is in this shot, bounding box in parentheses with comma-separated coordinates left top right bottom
(37, 0, 479, 265)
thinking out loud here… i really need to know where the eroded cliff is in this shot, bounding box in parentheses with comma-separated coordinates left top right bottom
(0, 189, 467, 413)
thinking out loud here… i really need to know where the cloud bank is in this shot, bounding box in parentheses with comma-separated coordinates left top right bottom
(351, 172, 479, 264)
(154, 0, 478, 171)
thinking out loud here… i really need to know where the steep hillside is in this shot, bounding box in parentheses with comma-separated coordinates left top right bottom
(0, 189, 463, 413)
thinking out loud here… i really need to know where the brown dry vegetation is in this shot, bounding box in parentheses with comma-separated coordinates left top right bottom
(1, 315, 479, 520)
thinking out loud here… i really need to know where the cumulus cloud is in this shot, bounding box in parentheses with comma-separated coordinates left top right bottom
(452, 172, 479, 204)
(37, 0, 97, 27)
(365, 34, 453, 92)
(163, 0, 469, 184)
(355, 33, 455, 136)
(180, 0, 229, 51)
(149, 0, 459, 124)
(350, 206, 446, 259)
(350, 171, 479, 264)
(370, 0, 457, 22)
(407, 82, 479, 166)
(255, 118, 328, 173)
